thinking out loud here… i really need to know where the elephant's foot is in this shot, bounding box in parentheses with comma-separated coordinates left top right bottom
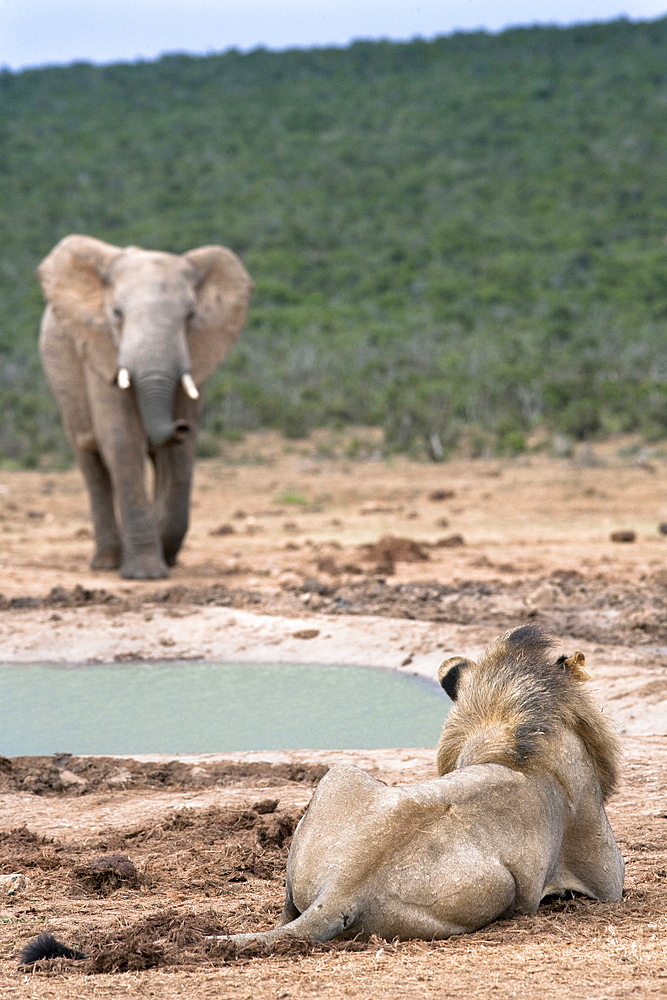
(160, 528, 186, 568)
(120, 552, 169, 579)
(91, 546, 122, 570)
(163, 548, 180, 568)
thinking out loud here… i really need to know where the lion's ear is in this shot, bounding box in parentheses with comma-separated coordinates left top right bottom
(438, 656, 475, 700)
(557, 651, 593, 682)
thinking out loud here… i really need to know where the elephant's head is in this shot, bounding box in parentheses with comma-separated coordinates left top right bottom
(36, 235, 253, 446)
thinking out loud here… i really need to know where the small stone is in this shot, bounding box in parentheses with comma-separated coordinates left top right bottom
(434, 534, 465, 548)
(252, 798, 279, 814)
(210, 523, 235, 536)
(0, 873, 27, 896)
(292, 628, 320, 640)
(610, 530, 636, 543)
(58, 769, 87, 789)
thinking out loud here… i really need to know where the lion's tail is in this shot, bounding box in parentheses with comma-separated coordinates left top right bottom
(19, 933, 86, 965)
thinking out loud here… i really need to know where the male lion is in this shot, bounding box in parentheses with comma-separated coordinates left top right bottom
(221, 624, 624, 945)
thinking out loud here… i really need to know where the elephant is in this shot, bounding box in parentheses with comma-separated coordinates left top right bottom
(36, 234, 253, 579)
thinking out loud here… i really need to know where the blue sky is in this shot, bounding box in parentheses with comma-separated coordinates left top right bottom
(1, 1, 666, 71)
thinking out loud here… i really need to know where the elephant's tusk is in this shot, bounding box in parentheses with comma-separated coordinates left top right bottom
(181, 373, 199, 400)
(117, 368, 131, 389)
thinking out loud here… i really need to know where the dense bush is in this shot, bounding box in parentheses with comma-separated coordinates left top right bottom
(1, 18, 667, 462)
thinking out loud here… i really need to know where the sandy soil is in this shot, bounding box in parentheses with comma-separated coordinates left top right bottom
(0, 431, 666, 997)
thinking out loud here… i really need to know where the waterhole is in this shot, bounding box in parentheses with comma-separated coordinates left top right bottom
(0, 661, 449, 756)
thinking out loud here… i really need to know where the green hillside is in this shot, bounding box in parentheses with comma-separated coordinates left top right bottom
(1, 17, 667, 464)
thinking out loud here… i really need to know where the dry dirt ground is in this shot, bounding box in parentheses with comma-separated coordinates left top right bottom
(0, 430, 666, 998)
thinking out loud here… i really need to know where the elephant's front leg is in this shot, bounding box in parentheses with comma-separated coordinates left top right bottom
(76, 447, 122, 569)
(89, 374, 168, 579)
(152, 402, 198, 566)
(111, 441, 169, 579)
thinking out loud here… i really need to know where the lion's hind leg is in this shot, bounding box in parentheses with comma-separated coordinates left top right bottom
(212, 896, 359, 947)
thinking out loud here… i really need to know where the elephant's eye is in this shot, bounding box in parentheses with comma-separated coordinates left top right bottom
(113, 306, 123, 321)
(186, 308, 196, 322)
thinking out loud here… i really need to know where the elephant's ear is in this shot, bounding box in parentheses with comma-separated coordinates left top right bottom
(36, 235, 123, 382)
(184, 246, 253, 385)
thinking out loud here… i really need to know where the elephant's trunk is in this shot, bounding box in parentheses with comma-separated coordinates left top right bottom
(132, 371, 191, 447)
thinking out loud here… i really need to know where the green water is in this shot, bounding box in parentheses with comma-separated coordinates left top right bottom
(0, 661, 449, 756)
